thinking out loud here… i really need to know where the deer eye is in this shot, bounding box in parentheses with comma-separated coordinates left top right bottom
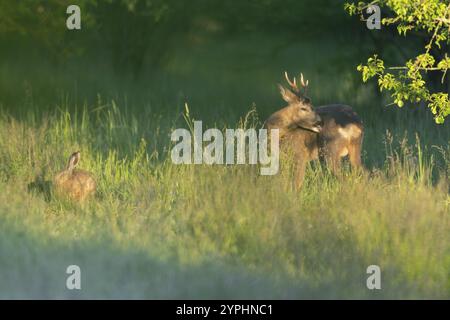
(300, 107, 308, 111)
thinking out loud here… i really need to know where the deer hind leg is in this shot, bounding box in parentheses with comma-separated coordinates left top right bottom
(348, 135, 364, 172)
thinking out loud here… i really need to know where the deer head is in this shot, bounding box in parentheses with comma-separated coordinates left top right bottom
(279, 71, 322, 133)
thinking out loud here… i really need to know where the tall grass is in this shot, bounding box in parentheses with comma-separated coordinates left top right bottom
(0, 100, 448, 298)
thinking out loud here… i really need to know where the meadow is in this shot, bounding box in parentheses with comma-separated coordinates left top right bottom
(0, 30, 449, 299)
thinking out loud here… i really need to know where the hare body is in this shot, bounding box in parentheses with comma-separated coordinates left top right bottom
(54, 152, 96, 201)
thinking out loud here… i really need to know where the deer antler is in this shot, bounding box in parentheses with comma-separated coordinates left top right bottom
(284, 71, 309, 95)
(300, 73, 309, 96)
(300, 73, 309, 88)
(284, 71, 299, 93)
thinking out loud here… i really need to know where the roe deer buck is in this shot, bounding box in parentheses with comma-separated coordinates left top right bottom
(264, 71, 364, 188)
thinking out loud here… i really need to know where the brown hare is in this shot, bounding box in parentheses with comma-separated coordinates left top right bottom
(54, 151, 96, 201)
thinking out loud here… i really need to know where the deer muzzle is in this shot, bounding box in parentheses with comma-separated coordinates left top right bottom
(311, 115, 323, 133)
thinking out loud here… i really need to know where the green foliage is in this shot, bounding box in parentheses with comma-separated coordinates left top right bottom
(346, 0, 450, 123)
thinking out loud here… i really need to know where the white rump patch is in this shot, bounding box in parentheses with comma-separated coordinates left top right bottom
(338, 124, 361, 141)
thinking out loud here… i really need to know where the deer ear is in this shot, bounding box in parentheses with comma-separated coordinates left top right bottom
(278, 85, 299, 104)
(67, 152, 80, 171)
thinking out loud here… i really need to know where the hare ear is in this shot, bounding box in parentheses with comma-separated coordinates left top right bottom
(67, 152, 80, 171)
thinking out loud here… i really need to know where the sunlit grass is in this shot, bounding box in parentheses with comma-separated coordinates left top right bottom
(0, 30, 449, 298)
(0, 101, 448, 299)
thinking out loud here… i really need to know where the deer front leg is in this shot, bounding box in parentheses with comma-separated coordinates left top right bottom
(293, 158, 307, 190)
